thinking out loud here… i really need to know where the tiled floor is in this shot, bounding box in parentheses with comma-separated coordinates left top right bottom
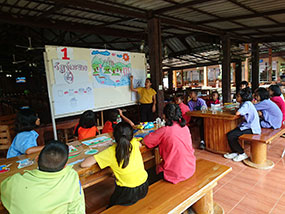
(194, 137, 285, 214)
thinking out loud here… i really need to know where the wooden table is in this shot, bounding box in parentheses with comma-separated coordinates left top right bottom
(187, 109, 242, 154)
(0, 128, 157, 212)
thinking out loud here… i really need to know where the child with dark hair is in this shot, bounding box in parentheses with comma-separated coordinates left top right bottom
(239, 81, 249, 90)
(74, 110, 99, 140)
(254, 87, 282, 129)
(1, 140, 85, 213)
(143, 103, 196, 184)
(81, 122, 148, 207)
(224, 88, 261, 162)
(102, 109, 134, 134)
(174, 95, 191, 125)
(206, 91, 220, 107)
(7, 108, 43, 158)
(188, 90, 207, 149)
(268, 85, 285, 123)
(130, 76, 157, 122)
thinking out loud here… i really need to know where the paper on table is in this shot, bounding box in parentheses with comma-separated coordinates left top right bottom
(68, 158, 85, 166)
(81, 136, 112, 146)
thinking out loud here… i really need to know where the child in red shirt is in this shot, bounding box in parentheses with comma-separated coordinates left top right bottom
(206, 91, 220, 107)
(102, 109, 134, 134)
(174, 95, 191, 125)
(269, 84, 285, 123)
(74, 110, 99, 140)
(143, 103, 196, 184)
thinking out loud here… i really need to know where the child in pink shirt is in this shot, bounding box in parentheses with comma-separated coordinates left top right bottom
(269, 85, 285, 123)
(174, 95, 191, 125)
(143, 103, 196, 184)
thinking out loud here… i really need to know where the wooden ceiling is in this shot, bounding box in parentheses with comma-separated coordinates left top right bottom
(0, 0, 285, 72)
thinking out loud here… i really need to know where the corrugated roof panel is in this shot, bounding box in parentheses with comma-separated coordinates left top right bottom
(234, 30, 260, 34)
(111, 25, 142, 32)
(236, 17, 275, 26)
(193, 0, 250, 17)
(268, 14, 285, 23)
(260, 27, 285, 32)
(17, 0, 30, 7)
(238, 0, 285, 12)
(163, 28, 191, 34)
(167, 37, 187, 52)
(205, 21, 242, 29)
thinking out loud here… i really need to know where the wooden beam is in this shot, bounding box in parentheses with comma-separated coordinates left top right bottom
(235, 60, 242, 93)
(148, 17, 164, 117)
(222, 36, 231, 103)
(268, 48, 272, 82)
(251, 42, 260, 91)
(51, 0, 147, 19)
(168, 69, 173, 90)
(228, 0, 280, 25)
(0, 12, 145, 39)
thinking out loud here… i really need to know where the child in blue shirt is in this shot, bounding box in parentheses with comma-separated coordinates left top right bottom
(224, 88, 261, 162)
(7, 108, 44, 158)
(254, 87, 282, 129)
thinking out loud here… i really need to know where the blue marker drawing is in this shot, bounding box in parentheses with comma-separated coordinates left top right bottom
(117, 54, 122, 58)
(91, 50, 110, 56)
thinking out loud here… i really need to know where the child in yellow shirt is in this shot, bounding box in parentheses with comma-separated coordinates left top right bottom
(81, 122, 148, 207)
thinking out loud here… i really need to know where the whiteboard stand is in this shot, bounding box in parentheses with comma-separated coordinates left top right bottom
(44, 52, 58, 140)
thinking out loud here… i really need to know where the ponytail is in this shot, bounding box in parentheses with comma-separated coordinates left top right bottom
(115, 136, 132, 168)
(113, 122, 133, 169)
(163, 103, 186, 127)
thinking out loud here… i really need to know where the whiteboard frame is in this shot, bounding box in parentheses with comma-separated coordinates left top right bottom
(44, 46, 146, 139)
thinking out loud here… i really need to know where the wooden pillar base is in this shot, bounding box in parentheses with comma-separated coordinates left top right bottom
(242, 141, 274, 170)
(243, 158, 274, 170)
(192, 190, 214, 214)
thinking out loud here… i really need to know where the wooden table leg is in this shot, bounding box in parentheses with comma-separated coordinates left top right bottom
(243, 141, 274, 170)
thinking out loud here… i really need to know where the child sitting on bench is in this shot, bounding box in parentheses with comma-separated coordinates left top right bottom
(224, 88, 261, 162)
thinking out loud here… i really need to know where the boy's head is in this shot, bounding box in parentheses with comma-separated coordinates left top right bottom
(189, 90, 198, 99)
(254, 87, 269, 102)
(145, 78, 152, 88)
(38, 140, 69, 172)
(239, 81, 249, 90)
(108, 109, 119, 122)
(237, 87, 253, 103)
(79, 110, 96, 128)
(16, 107, 40, 132)
(268, 85, 281, 97)
(212, 91, 219, 101)
(174, 94, 184, 104)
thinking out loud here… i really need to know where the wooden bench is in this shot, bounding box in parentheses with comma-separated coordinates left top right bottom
(101, 159, 231, 214)
(239, 126, 285, 170)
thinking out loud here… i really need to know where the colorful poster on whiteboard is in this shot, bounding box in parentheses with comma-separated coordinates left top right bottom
(52, 82, 95, 115)
(91, 49, 132, 88)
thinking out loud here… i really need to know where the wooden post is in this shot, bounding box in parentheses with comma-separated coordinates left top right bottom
(269, 48, 272, 82)
(245, 44, 249, 82)
(181, 70, 184, 87)
(252, 42, 260, 91)
(147, 17, 164, 117)
(168, 69, 173, 90)
(222, 36, 231, 103)
(235, 60, 242, 93)
(203, 66, 208, 87)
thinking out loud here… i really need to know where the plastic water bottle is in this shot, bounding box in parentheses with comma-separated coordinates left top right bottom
(117, 115, 122, 123)
(201, 105, 207, 113)
(155, 117, 162, 128)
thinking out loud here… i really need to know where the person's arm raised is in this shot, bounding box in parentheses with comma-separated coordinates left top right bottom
(130, 75, 138, 92)
(152, 94, 156, 113)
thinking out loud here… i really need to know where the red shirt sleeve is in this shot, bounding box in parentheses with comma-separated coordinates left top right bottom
(144, 127, 165, 148)
(102, 121, 113, 134)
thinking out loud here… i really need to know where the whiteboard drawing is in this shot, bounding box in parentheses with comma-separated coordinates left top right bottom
(52, 82, 95, 115)
(53, 59, 89, 85)
(91, 50, 132, 88)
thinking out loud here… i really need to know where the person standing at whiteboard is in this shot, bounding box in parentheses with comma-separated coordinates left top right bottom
(130, 76, 157, 122)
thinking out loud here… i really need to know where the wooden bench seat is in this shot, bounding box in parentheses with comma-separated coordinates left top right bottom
(239, 126, 285, 169)
(101, 159, 231, 214)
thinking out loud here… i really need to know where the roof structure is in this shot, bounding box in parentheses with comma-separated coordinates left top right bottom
(0, 0, 285, 72)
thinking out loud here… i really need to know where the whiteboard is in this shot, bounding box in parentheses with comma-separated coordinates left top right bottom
(44, 46, 146, 119)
